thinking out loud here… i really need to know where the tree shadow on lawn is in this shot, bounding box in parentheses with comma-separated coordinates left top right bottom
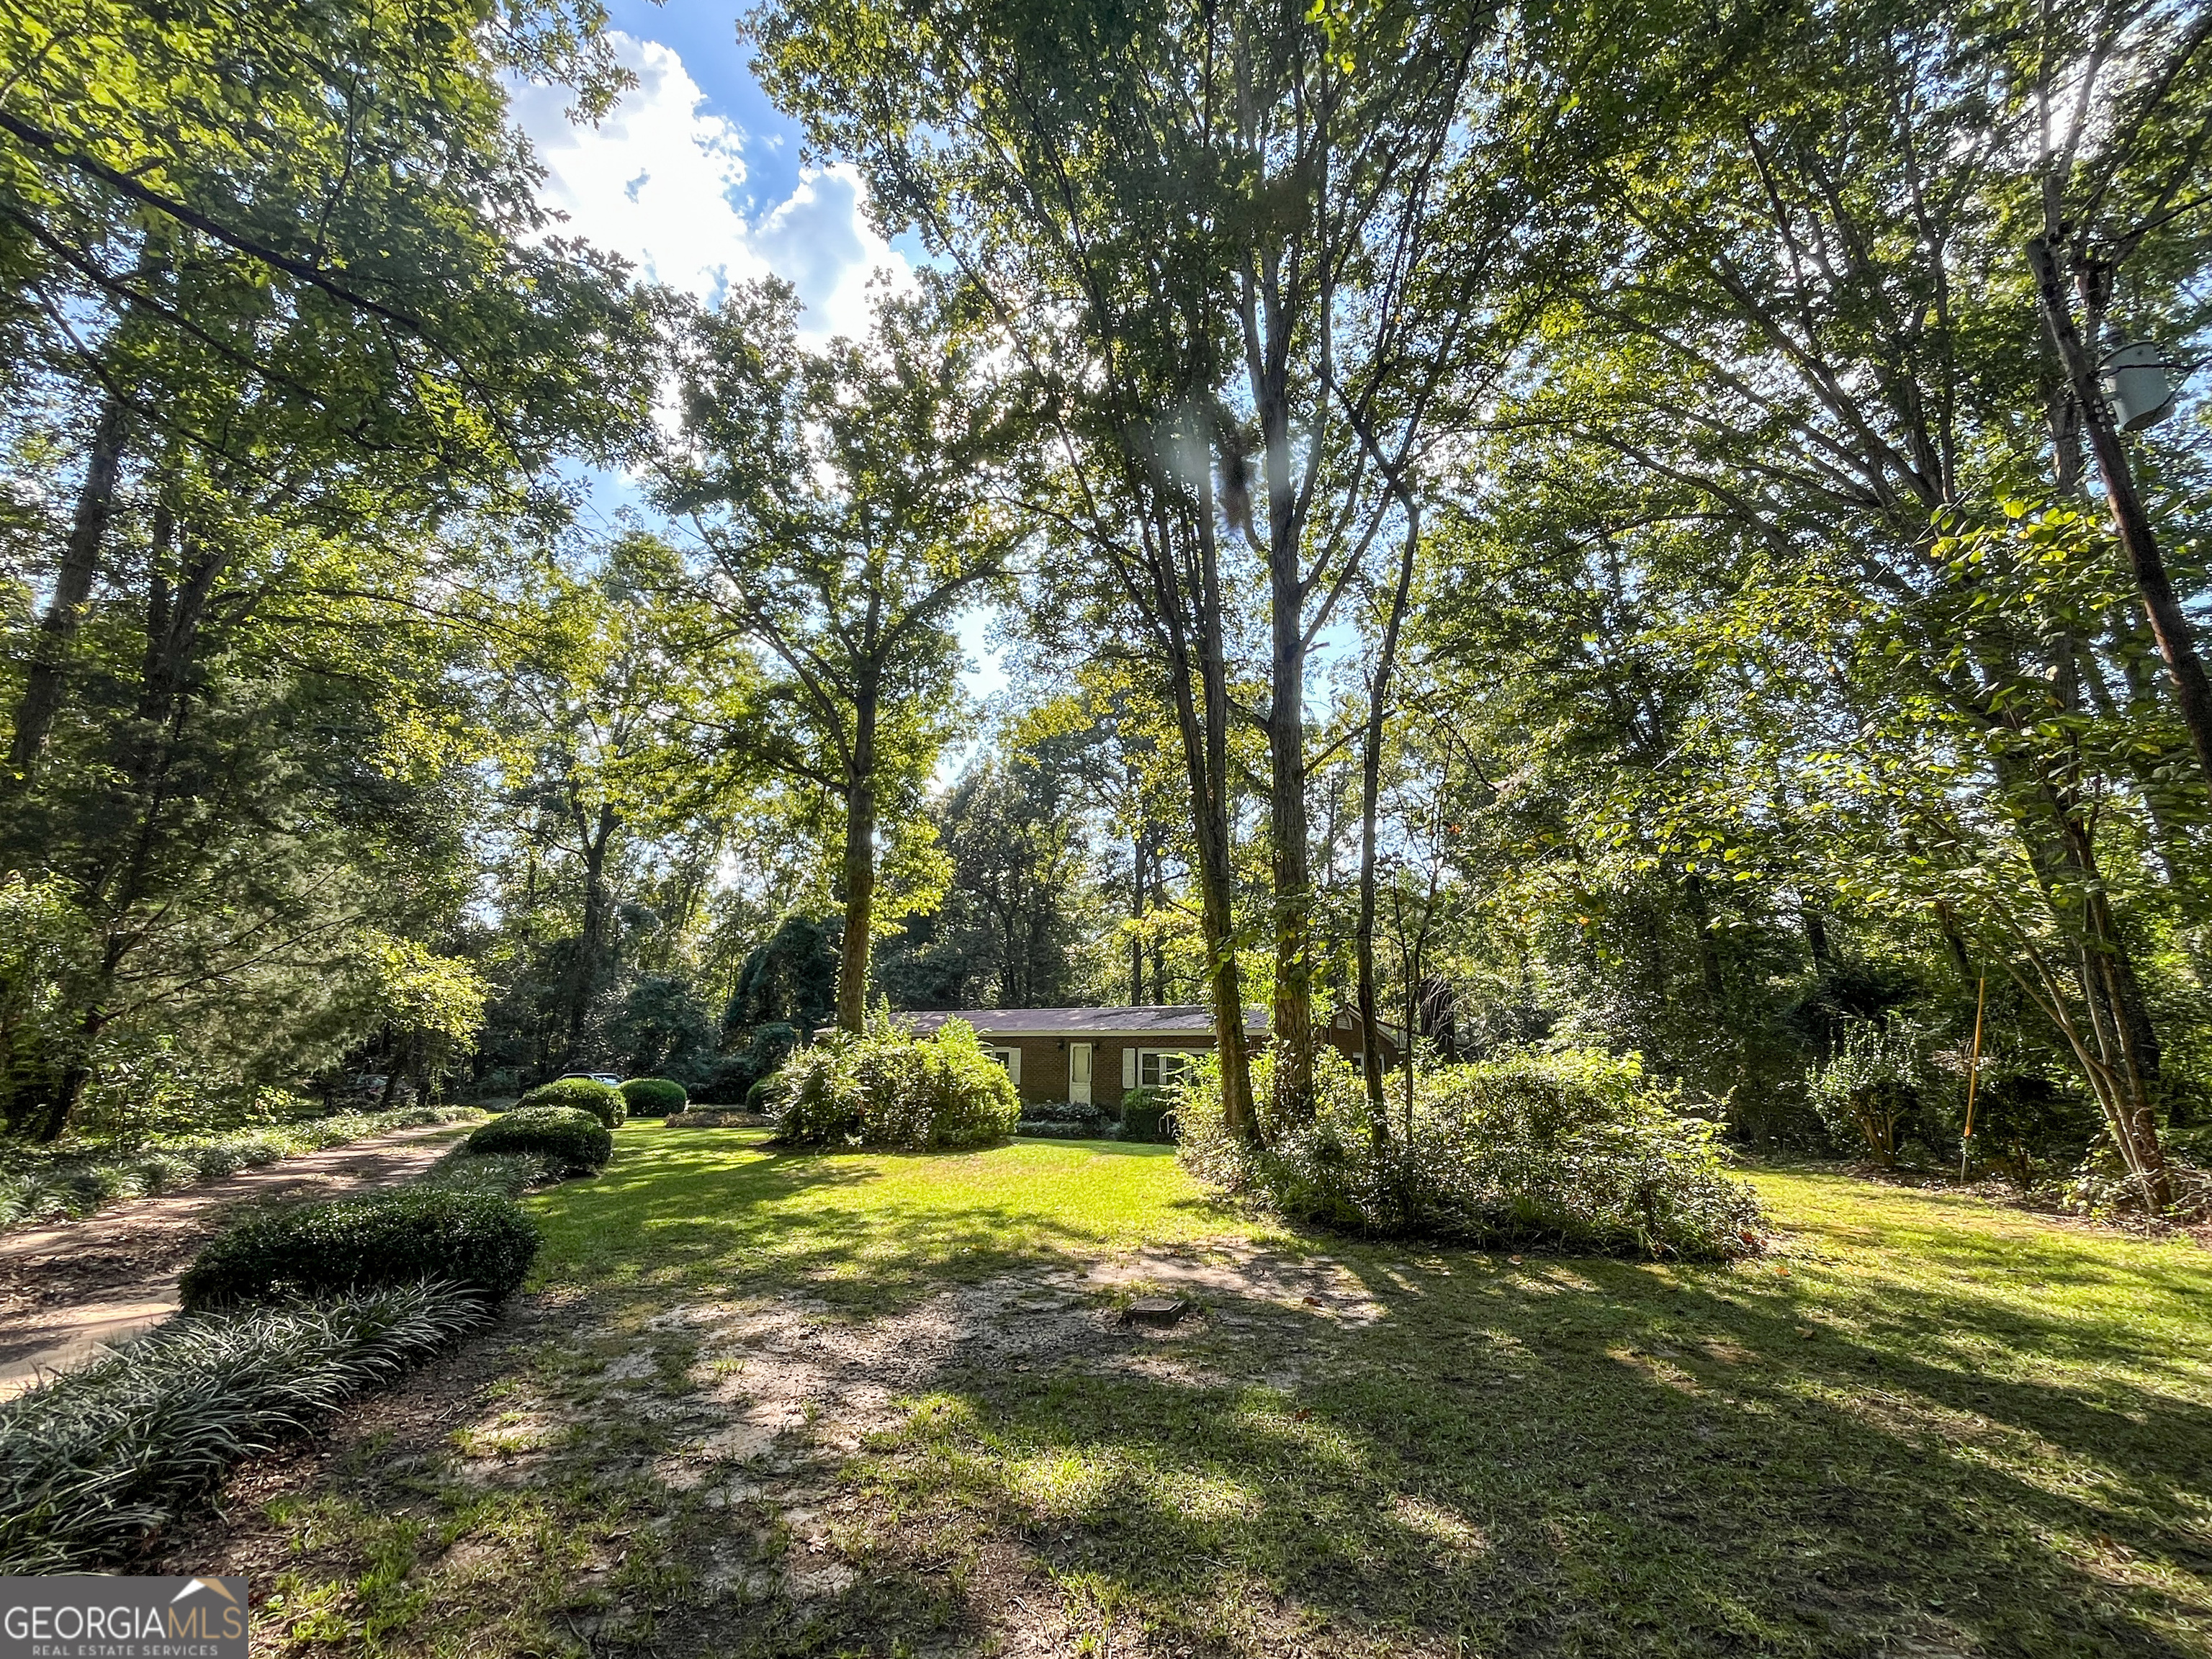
(529, 1132, 1236, 1315)
(506, 1136, 2211, 1656)
(815, 1245, 2212, 1658)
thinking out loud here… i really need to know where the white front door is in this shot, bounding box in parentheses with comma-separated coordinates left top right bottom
(1069, 1042, 1093, 1106)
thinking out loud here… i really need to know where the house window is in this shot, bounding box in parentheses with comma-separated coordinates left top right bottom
(985, 1047, 1021, 1087)
(1136, 1048, 1197, 1089)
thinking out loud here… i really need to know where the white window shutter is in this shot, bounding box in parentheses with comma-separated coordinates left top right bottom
(1006, 1046, 1022, 1087)
(1121, 1046, 1136, 1091)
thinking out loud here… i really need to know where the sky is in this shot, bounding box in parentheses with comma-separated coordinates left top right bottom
(503, 4, 1006, 709)
(505, 2, 904, 334)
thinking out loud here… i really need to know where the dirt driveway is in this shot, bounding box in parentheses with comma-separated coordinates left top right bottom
(0, 1123, 474, 1397)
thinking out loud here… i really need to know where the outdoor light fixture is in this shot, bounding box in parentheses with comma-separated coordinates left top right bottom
(2100, 340, 2180, 432)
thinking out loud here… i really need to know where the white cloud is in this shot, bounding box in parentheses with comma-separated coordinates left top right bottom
(508, 34, 911, 341)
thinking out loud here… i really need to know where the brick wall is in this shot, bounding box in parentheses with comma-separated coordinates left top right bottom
(989, 1023, 1398, 1111)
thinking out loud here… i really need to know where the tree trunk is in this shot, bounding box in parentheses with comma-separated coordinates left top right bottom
(836, 681, 880, 1032)
(565, 801, 617, 1062)
(1129, 825, 1148, 1006)
(1680, 871, 1727, 999)
(1268, 585, 1316, 1122)
(1801, 904, 1833, 973)
(1357, 502, 1419, 1132)
(11, 395, 130, 783)
(34, 503, 222, 1143)
(1172, 452, 1254, 1141)
(2026, 235, 2212, 796)
(1994, 745, 2172, 1209)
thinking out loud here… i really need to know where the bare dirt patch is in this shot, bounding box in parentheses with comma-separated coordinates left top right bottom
(143, 1241, 1380, 1656)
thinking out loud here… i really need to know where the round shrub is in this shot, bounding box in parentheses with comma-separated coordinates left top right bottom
(176, 1189, 541, 1310)
(515, 1076, 623, 1129)
(464, 1106, 612, 1173)
(620, 1076, 687, 1118)
(1180, 1048, 1765, 1261)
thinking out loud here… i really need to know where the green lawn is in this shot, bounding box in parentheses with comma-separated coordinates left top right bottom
(234, 1123, 2212, 1658)
(529, 1127, 1250, 1309)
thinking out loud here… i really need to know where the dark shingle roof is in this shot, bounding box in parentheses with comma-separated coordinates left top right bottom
(896, 1005, 1267, 1038)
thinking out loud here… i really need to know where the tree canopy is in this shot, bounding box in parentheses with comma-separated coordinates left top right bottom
(1, 0, 2208, 1221)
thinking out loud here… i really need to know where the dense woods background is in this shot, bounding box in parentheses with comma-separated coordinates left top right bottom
(3, 0, 2207, 1205)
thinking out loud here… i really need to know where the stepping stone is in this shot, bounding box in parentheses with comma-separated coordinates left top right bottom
(1122, 1297, 1188, 1328)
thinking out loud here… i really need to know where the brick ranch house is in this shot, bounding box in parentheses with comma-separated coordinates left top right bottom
(899, 1006, 1405, 1111)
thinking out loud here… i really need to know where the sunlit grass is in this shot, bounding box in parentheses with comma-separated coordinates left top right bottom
(826, 1168, 2212, 1654)
(244, 1132, 2212, 1656)
(526, 1123, 1251, 1308)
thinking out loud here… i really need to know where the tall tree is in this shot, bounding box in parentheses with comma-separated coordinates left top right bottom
(0, 0, 652, 779)
(1488, 0, 2211, 1204)
(660, 278, 1021, 1030)
(498, 537, 716, 1072)
(749, 0, 1494, 1126)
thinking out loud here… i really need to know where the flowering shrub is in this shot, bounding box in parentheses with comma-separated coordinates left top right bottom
(1181, 1047, 1764, 1260)
(768, 1010, 1020, 1150)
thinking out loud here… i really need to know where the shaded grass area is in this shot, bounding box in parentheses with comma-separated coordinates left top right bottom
(850, 1170, 2212, 1656)
(201, 1125, 2212, 1657)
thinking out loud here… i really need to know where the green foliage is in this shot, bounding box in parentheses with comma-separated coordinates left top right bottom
(0, 0, 657, 1143)
(0, 1106, 481, 1228)
(661, 278, 1020, 1026)
(516, 1076, 624, 1129)
(1120, 1087, 1177, 1143)
(414, 1148, 557, 1198)
(722, 918, 838, 1040)
(1805, 1020, 1933, 1168)
(700, 1020, 800, 1106)
(463, 1106, 613, 1173)
(1015, 1098, 1111, 1138)
(0, 875, 87, 1136)
(1183, 1049, 1765, 1259)
(876, 752, 1094, 1008)
(604, 973, 719, 1084)
(768, 1012, 1020, 1150)
(619, 1076, 687, 1117)
(0, 1282, 490, 1573)
(176, 1188, 541, 1310)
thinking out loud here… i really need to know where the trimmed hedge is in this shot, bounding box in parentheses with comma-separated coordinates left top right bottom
(0, 1282, 489, 1573)
(1120, 1088, 1177, 1143)
(464, 1106, 612, 1173)
(620, 1076, 687, 1118)
(515, 1076, 624, 1129)
(176, 1188, 541, 1310)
